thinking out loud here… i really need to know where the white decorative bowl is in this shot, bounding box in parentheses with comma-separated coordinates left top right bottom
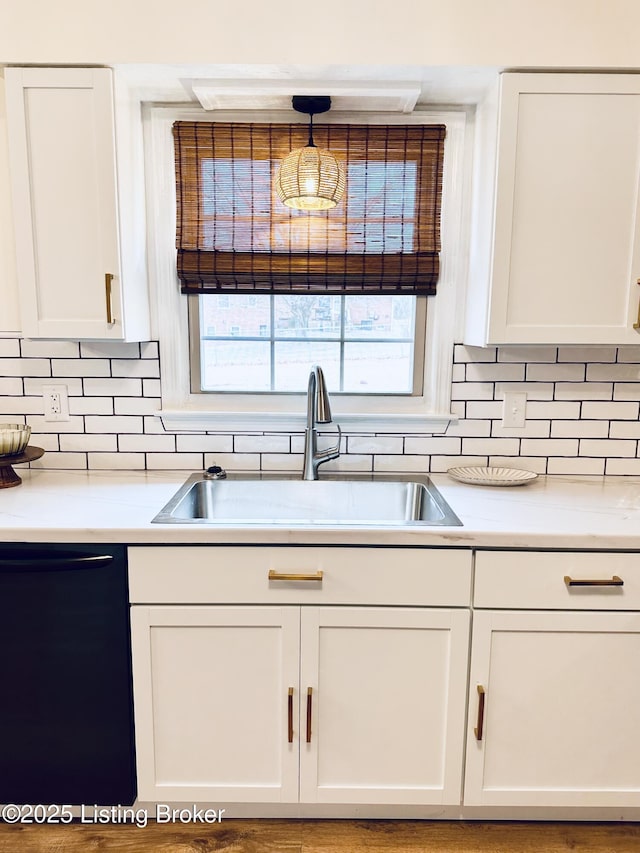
(0, 423, 32, 457)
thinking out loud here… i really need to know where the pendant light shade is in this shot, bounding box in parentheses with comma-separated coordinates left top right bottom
(275, 96, 346, 211)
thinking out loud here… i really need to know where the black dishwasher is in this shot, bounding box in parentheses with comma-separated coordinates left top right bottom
(0, 543, 136, 805)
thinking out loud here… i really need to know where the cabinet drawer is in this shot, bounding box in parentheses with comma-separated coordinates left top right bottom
(474, 551, 640, 610)
(128, 546, 472, 606)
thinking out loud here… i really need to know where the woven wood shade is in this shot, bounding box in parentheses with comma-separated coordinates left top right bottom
(173, 121, 446, 295)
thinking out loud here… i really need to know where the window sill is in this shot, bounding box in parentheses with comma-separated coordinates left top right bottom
(158, 409, 454, 435)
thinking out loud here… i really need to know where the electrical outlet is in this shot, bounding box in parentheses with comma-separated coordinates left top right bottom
(502, 392, 527, 429)
(42, 384, 70, 422)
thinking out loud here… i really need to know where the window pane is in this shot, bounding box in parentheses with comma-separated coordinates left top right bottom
(344, 295, 415, 339)
(201, 294, 270, 337)
(343, 343, 413, 393)
(274, 295, 342, 339)
(274, 342, 340, 392)
(201, 341, 271, 391)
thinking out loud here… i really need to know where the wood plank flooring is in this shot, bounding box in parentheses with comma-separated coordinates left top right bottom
(1, 819, 640, 853)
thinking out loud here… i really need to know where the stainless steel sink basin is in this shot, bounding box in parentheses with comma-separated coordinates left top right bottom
(152, 473, 462, 526)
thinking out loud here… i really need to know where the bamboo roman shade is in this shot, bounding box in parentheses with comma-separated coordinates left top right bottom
(173, 121, 446, 295)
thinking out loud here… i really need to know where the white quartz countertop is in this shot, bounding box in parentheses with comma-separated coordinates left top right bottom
(2, 469, 640, 549)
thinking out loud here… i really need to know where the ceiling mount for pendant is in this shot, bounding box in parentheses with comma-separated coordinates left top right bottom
(275, 95, 346, 211)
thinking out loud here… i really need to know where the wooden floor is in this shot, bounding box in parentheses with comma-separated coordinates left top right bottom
(1, 819, 640, 853)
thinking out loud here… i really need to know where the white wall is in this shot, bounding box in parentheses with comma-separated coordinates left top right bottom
(0, 0, 639, 67)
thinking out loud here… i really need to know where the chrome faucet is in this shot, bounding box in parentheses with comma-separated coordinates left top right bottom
(302, 365, 341, 480)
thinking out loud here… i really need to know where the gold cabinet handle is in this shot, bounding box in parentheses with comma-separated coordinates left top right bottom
(564, 575, 624, 587)
(268, 570, 323, 582)
(105, 273, 116, 325)
(287, 687, 294, 744)
(474, 685, 486, 741)
(306, 687, 313, 744)
(634, 278, 640, 330)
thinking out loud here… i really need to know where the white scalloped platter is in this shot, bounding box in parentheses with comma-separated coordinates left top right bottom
(446, 466, 538, 487)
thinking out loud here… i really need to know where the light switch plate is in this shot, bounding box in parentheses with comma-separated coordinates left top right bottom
(502, 392, 527, 428)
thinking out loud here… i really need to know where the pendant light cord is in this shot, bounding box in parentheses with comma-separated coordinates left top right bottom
(307, 112, 316, 148)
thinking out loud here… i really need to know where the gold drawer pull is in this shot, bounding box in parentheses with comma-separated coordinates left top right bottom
(268, 570, 323, 582)
(105, 273, 116, 325)
(474, 685, 485, 741)
(564, 575, 624, 587)
(306, 687, 313, 744)
(287, 687, 294, 744)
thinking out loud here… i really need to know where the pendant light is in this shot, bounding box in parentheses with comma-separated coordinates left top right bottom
(275, 96, 346, 211)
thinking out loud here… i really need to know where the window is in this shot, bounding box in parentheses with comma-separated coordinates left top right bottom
(145, 105, 470, 433)
(190, 293, 426, 394)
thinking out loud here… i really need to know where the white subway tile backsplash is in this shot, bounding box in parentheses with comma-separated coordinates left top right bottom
(20, 340, 79, 358)
(1, 339, 640, 474)
(29, 452, 87, 469)
(526, 401, 581, 420)
(605, 458, 640, 475)
(88, 452, 145, 470)
(451, 382, 494, 401)
(145, 452, 203, 470)
(462, 437, 520, 456)
(498, 346, 557, 363)
(554, 382, 612, 401)
(610, 421, 640, 439)
(0, 378, 23, 395)
(551, 420, 609, 438)
(587, 363, 640, 381)
(453, 345, 497, 363)
(404, 437, 462, 455)
(111, 359, 160, 379)
(429, 455, 488, 472)
(69, 397, 114, 415)
(176, 434, 234, 453)
(558, 346, 616, 363)
(80, 342, 141, 359)
(465, 362, 525, 383)
(521, 438, 579, 456)
(60, 434, 118, 452)
(526, 363, 585, 382)
(582, 401, 639, 420)
(118, 434, 176, 453)
(24, 377, 83, 396)
(84, 378, 142, 397)
(548, 457, 606, 475)
(85, 415, 144, 434)
(491, 420, 551, 438)
(1, 358, 51, 377)
(52, 358, 110, 377)
(0, 339, 20, 357)
(579, 439, 637, 457)
(347, 435, 404, 454)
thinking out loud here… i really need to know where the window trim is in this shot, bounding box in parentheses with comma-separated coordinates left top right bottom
(144, 104, 470, 434)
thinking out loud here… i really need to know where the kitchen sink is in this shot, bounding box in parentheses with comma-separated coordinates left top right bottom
(152, 473, 462, 527)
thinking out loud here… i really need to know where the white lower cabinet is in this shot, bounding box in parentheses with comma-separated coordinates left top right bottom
(465, 551, 640, 809)
(131, 604, 470, 806)
(128, 545, 472, 808)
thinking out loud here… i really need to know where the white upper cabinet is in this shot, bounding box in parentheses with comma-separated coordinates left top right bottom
(465, 72, 640, 345)
(4, 67, 150, 340)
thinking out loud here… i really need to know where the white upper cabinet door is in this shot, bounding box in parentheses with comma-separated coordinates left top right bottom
(464, 610, 640, 808)
(299, 606, 470, 806)
(4, 67, 149, 340)
(467, 73, 640, 345)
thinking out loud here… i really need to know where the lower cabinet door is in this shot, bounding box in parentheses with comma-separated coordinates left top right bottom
(131, 605, 300, 802)
(299, 606, 470, 805)
(465, 610, 640, 808)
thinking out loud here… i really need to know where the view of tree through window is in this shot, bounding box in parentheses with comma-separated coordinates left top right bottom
(198, 294, 417, 394)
